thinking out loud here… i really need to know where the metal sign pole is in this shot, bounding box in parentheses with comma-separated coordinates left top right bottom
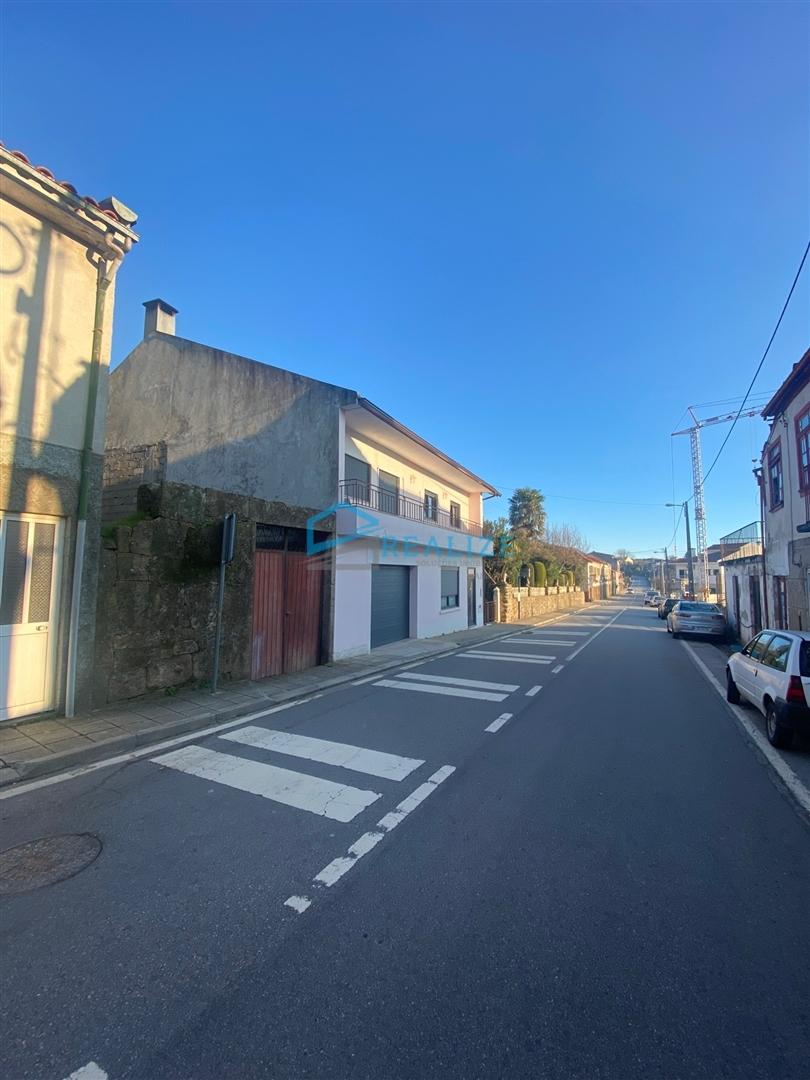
(211, 513, 236, 694)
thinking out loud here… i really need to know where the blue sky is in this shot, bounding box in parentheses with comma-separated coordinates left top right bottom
(3, 1, 808, 555)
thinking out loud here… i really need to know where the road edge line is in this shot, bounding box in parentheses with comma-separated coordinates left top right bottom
(681, 640, 810, 820)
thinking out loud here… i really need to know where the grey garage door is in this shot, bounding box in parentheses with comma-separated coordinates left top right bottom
(371, 565, 410, 648)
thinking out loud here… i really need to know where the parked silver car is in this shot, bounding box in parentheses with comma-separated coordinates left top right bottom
(666, 601, 727, 638)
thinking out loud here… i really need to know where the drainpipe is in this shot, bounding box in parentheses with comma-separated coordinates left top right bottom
(755, 466, 769, 630)
(64, 252, 121, 717)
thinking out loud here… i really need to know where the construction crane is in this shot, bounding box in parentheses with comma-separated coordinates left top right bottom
(672, 406, 760, 599)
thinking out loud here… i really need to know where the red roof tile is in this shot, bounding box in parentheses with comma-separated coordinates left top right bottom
(0, 141, 129, 225)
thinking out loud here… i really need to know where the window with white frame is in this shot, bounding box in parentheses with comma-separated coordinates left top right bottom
(440, 566, 459, 609)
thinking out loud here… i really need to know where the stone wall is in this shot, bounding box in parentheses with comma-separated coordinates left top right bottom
(102, 442, 166, 523)
(94, 479, 331, 705)
(500, 585, 586, 623)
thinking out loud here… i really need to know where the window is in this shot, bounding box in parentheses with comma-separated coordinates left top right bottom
(440, 566, 459, 609)
(747, 632, 773, 661)
(379, 469, 399, 515)
(424, 490, 438, 522)
(774, 575, 788, 630)
(796, 407, 810, 491)
(449, 501, 461, 529)
(768, 442, 783, 509)
(763, 635, 792, 672)
(344, 455, 370, 502)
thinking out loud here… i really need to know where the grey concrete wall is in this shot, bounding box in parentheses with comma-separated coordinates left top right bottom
(107, 334, 356, 512)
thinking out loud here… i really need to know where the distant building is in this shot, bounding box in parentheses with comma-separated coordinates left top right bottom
(0, 145, 138, 720)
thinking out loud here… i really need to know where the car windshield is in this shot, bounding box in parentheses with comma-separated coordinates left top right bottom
(678, 602, 720, 613)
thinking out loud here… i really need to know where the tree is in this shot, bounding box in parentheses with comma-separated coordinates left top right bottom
(508, 488, 546, 541)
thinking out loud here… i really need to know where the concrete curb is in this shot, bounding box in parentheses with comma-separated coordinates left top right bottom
(1, 605, 594, 788)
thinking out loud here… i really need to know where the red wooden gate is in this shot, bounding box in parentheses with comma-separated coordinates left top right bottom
(251, 543, 323, 679)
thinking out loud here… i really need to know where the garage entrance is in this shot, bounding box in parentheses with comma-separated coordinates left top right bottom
(370, 565, 410, 648)
(251, 524, 324, 679)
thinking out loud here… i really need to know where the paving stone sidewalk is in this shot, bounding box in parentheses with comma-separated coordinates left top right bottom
(0, 604, 598, 788)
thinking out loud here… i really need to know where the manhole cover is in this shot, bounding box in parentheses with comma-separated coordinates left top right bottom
(0, 834, 102, 896)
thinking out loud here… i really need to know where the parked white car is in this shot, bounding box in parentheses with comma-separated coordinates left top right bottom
(726, 630, 810, 748)
(666, 601, 726, 638)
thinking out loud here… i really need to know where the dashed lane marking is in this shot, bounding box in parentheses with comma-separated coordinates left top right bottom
(294, 765, 456, 898)
(525, 685, 542, 696)
(63, 1065, 108, 1080)
(485, 713, 512, 733)
(551, 664, 564, 674)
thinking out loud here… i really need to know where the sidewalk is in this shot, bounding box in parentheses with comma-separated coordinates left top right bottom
(0, 603, 596, 787)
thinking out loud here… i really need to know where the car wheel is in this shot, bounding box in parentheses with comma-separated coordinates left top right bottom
(765, 702, 792, 750)
(671, 630, 680, 638)
(726, 670, 741, 705)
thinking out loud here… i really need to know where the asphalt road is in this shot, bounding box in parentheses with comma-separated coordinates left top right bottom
(2, 599, 809, 1080)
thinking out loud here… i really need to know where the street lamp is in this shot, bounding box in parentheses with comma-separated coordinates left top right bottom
(666, 501, 695, 599)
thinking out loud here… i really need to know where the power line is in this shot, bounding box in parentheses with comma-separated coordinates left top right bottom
(699, 239, 810, 492)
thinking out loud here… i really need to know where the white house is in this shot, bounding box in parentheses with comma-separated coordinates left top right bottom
(333, 399, 496, 658)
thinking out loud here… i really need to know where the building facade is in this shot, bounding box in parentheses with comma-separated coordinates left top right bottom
(759, 348, 810, 631)
(101, 305, 495, 699)
(0, 145, 138, 720)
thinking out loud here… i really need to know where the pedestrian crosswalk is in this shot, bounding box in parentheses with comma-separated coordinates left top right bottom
(373, 671, 519, 702)
(152, 743, 382, 822)
(220, 727, 423, 781)
(460, 651, 553, 665)
(152, 729, 426, 823)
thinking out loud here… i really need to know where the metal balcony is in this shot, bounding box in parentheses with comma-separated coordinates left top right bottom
(338, 480, 483, 537)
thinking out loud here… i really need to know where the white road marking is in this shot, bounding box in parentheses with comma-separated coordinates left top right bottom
(391, 672, 519, 692)
(525, 685, 542, 696)
(516, 639, 577, 646)
(525, 629, 589, 636)
(682, 641, 810, 819)
(63, 1066, 108, 1080)
(284, 895, 312, 913)
(566, 606, 626, 659)
(0, 698, 320, 802)
(551, 664, 564, 674)
(467, 649, 555, 660)
(352, 675, 381, 685)
(478, 641, 561, 652)
(220, 727, 423, 781)
(374, 679, 508, 702)
(309, 766, 456, 893)
(485, 713, 512, 733)
(151, 745, 381, 822)
(460, 652, 552, 664)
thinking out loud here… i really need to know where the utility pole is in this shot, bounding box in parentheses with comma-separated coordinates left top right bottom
(667, 501, 696, 599)
(664, 546, 669, 595)
(684, 503, 696, 599)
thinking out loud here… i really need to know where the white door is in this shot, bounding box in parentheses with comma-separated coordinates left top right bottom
(0, 513, 63, 721)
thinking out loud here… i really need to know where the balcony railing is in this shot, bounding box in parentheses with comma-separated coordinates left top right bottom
(338, 479, 483, 536)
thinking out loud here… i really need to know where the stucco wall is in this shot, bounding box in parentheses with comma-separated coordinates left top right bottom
(0, 191, 118, 715)
(344, 431, 475, 524)
(0, 196, 114, 458)
(107, 334, 355, 512)
(333, 537, 483, 658)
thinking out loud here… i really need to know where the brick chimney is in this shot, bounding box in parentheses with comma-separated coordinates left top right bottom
(143, 298, 178, 338)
